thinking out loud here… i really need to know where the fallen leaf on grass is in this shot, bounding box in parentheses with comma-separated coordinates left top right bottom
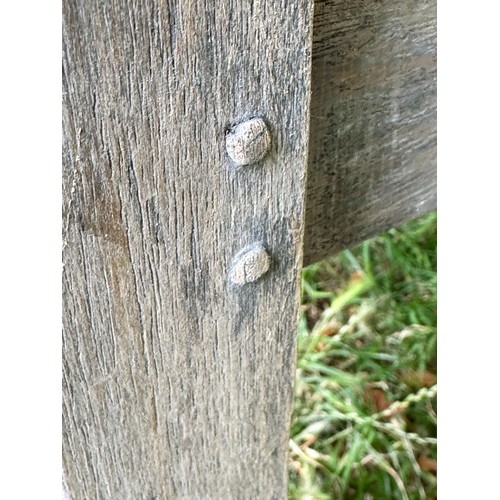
(365, 388, 391, 413)
(351, 271, 365, 283)
(365, 389, 410, 420)
(321, 324, 339, 337)
(418, 455, 437, 474)
(401, 370, 437, 389)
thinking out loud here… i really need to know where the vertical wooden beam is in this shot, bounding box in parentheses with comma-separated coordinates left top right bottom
(62, 0, 314, 498)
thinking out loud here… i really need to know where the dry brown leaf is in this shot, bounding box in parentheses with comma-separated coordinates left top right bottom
(401, 370, 437, 389)
(351, 271, 364, 283)
(365, 388, 391, 413)
(322, 324, 339, 337)
(418, 455, 437, 474)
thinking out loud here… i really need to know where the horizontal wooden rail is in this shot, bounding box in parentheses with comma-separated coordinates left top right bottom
(304, 0, 437, 265)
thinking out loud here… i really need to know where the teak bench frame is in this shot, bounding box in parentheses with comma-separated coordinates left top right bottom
(62, 0, 436, 497)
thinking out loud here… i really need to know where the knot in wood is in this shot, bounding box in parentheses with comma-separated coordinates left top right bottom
(229, 244, 270, 285)
(225, 117, 271, 166)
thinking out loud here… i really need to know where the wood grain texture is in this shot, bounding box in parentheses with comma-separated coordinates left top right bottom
(303, 0, 437, 265)
(62, 1, 314, 498)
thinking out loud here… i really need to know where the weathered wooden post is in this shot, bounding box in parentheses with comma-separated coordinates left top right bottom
(63, 0, 315, 497)
(62, 0, 436, 497)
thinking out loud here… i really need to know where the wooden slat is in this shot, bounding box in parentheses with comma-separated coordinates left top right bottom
(303, 0, 437, 265)
(62, 0, 314, 498)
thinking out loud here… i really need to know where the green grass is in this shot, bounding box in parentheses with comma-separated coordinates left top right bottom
(289, 211, 437, 500)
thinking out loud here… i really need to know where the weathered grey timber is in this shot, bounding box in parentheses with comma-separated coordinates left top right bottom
(62, 0, 314, 498)
(303, 0, 437, 265)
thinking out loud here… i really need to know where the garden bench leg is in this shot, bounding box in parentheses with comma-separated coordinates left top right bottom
(62, 0, 315, 497)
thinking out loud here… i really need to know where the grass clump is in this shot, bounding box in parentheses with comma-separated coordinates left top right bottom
(289, 212, 437, 500)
